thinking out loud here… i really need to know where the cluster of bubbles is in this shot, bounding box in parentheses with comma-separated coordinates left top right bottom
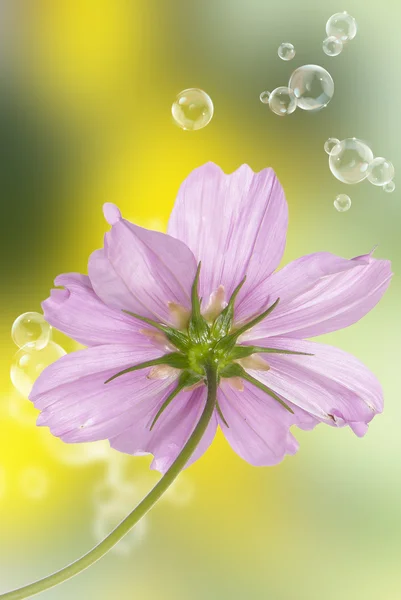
(323, 12, 357, 57)
(260, 64, 334, 116)
(171, 88, 214, 131)
(324, 137, 395, 211)
(10, 312, 66, 398)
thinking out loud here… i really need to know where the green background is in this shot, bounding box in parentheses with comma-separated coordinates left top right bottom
(0, 1, 400, 598)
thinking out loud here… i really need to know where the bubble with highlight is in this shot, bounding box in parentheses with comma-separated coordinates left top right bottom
(289, 65, 334, 111)
(324, 137, 340, 154)
(323, 36, 343, 57)
(278, 42, 296, 61)
(326, 12, 357, 42)
(367, 158, 395, 186)
(329, 138, 374, 184)
(10, 342, 67, 398)
(259, 91, 271, 104)
(11, 312, 52, 351)
(383, 181, 395, 193)
(268, 87, 297, 116)
(334, 194, 351, 212)
(172, 88, 214, 131)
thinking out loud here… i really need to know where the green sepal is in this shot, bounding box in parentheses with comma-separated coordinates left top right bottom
(219, 362, 293, 414)
(104, 352, 189, 384)
(219, 363, 244, 378)
(214, 298, 280, 355)
(123, 310, 189, 352)
(188, 262, 210, 344)
(149, 370, 202, 430)
(211, 277, 246, 340)
(229, 345, 314, 360)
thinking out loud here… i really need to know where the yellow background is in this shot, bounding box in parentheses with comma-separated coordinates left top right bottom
(0, 1, 400, 598)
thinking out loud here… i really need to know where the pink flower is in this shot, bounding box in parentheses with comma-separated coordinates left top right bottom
(31, 163, 392, 473)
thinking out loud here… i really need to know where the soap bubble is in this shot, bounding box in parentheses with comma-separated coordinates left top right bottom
(326, 12, 357, 42)
(172, 88, 214, 131)
(278, 42, 296, 61)
(92, 481, 148, 555)
(268, 87, 297, 116)
(324, 137, 340, 154)
(323, 36, 343, 57)
(329, 138, 374, 184)
(11, 312, 52, 350)
(289, 65, 334, 111)
(259, 90, 271, 104)
(383, 181, 395, 193)
(10, 342, 67, 397)
(367, 157, 395, 186)
(334, 194, 351, 212)
(19, 466, 49, 500)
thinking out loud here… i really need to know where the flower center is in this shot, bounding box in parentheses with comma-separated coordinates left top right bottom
(105, 264, 311, 429)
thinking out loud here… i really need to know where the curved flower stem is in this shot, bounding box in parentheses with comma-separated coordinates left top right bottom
(0, 364, 218, 600)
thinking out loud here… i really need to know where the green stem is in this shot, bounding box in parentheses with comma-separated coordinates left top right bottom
(0, 365, 218, 600)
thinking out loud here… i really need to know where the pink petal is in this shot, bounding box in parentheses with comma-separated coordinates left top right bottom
(43, 273, 147, 347)
(168, 163, 288, 302)
(89, 209, 197, 324)
(245, 337, 383, 433)
(217, 380, 303, 467)
(110, 386, 219, 474)
(238, 251, 392, 338)
(30, 344, 175, 442)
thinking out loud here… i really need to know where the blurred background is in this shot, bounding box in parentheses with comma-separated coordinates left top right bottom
(0, 1, 400, 598)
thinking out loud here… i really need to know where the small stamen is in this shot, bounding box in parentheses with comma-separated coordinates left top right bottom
(203, 285, 227, 322)
(148, 365, 181, 380)
(227, 377, 245, 392)
(237, 355, 270, 371)
(167, 302, 191, 330)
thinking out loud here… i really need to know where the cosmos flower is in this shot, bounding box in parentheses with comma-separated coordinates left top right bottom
(31, 163, 392, 473)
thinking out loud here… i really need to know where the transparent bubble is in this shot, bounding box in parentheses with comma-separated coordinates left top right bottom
(10, 342, 67, 397)
(289, 65, 334, 111)
(383, 181, 395, 193)
(334, 194, 351, 212)
(323, 36, 343, 57)
(11, 312, 52, 350)
(326, 12, 357, 42)
(278, 42, 296, 61)
(268, 87, 297, 116)
(19, 466, 49, 500)
(329, 138, 374, 184)
(324, 137, 340, 154)
(172, 88, 214, 131)
(93, 481, 147, 555)
(259, 90, 271, 104)
(367, 157, 395, 186)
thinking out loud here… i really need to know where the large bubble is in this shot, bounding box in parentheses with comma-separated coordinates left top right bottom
(289, 65, 334, 111)
(329, 138, 374, 184)
(172, 88, 214, 131)
(11, 312, 52, 351)
(326, 12, 357, 42)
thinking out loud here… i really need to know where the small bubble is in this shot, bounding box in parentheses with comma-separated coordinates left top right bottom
(259, 90, 271, 104)
(323, 36, 343, 57)
(329, 138, 374, 184)
(334, 194, 351, 212)
(326, 12, 357, 42)
(19, 466, 49, 500)
(324, 137, 340, 154)
(11, 312, 52, 351)
(268, 87, 297, 116)
(278, 42, 296, 61)
(172, 88, 214, 131)
(367, 157, 395, 186)
(383, 181, 395, 193)
(289, 65, 334, 111)
(10, 342, 67, 397)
